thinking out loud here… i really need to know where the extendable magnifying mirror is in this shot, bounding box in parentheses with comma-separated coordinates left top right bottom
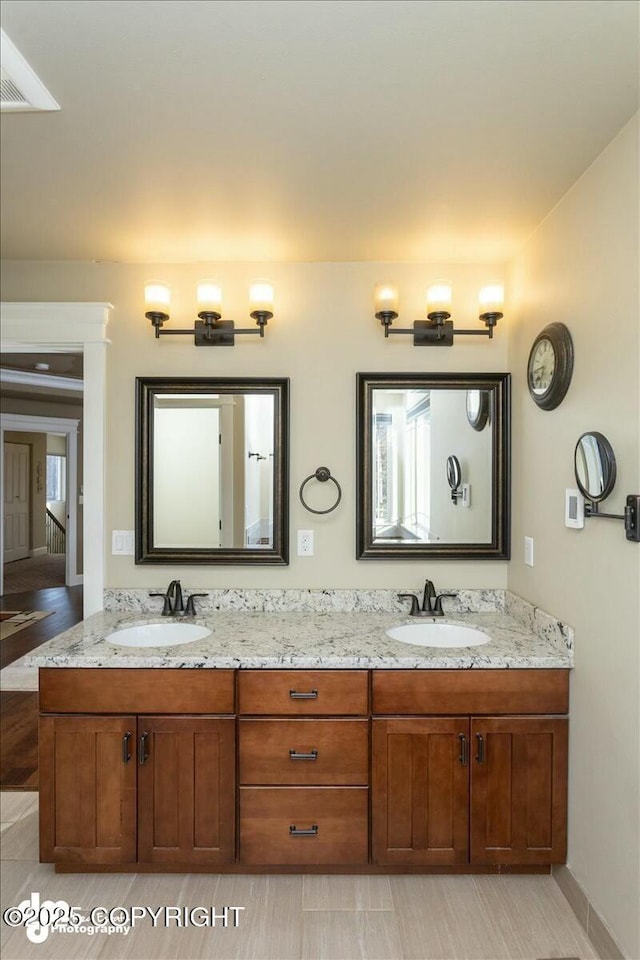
(574, 432, 640, 542)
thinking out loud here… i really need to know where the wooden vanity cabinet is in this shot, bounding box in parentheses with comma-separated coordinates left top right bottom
(39, 669, 236, 867)
(39, 666, 569, 873)
(371, 671, 569, 868)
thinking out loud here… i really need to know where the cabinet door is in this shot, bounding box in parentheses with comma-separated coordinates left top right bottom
(470, 717, 568, 865)
(372, 718, 470, 865)
(39, 715, 137, 864)
(137, 716, 235, 864)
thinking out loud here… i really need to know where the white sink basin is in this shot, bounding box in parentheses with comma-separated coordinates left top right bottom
(386, 622, 491, 648)
(106, 623, 211, 648)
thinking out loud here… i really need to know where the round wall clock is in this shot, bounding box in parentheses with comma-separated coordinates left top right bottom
(466, 389, 490, 431)
(527, 322, 574, 410)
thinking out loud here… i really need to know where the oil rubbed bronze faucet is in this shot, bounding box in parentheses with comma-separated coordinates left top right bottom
(149, 580, 207, 616)
(397, 579, 458, 617)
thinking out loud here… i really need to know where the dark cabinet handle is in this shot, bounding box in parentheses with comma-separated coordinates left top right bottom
(289, 689, 318, 700)
(122, 731, 132, 764)
(138, 732, 150, 766)
(289, 824, 318, 837)
(475, 732, 485, 764)
(458, 733, 468, 766)
(289, 749, 318, 761)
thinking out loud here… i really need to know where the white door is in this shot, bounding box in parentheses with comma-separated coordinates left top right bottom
(3, 442, 30, 563)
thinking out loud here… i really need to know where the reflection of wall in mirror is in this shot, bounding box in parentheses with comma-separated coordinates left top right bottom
(154, 406, 221, 547)
(244, 395, 274, 546)
(429, 391, 492, 543)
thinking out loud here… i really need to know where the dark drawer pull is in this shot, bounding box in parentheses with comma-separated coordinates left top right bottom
(289, 824, 319, 837)
(289, 689, 318, 700)
(138, 732, 150, 766)
(289, 749, 318, 761)
(122, 731, 132, 764)
(458, 733, 468, 766)
(475, 732, 485, 764)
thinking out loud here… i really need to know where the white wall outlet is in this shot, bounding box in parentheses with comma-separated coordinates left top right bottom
(565, 488, 585, 528)
(112, 530, 134, 555)
(524, 536, 534, 567)
(297, 529, 314, 556)
(462, 483, 471, 507)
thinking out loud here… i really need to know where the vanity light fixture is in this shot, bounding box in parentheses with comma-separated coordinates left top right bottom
(144, 280, 274, 346)
(374, 282, 504, 346)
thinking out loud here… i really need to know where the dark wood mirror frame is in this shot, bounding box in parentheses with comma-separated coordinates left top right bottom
(135, 376, 289, 564)
(356, 372, 511, 560)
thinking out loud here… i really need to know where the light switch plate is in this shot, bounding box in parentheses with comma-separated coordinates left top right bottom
(524, 536, 534, 567)
(112, 530, 134, 555)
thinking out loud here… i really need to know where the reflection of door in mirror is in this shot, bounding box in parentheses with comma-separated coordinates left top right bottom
(153, 395, 275, 550)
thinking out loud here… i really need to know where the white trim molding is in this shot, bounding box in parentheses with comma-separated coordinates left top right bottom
(0, 301, 112, 615)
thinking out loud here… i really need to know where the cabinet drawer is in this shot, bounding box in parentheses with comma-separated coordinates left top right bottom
(372, 669, 569, 715)
(39, 668, 235, 715)
(239, 719, 368, 785)
(239, 670, 368, 715)
(240, 787, 368, 864)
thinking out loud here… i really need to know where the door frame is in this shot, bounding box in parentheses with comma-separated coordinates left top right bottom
(0, 302, 111, 615)
(1, 414, 80, 585)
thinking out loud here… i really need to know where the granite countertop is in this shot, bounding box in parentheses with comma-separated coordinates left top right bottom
(25, 607, 572, 670)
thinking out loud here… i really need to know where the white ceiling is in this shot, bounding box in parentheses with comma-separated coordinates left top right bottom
(1, 0, 638, 264)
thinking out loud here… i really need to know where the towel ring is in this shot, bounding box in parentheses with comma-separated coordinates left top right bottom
(299, 466, 342, 515)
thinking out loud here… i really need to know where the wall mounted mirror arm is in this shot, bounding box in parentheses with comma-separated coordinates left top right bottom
(574, 432, 640, 542)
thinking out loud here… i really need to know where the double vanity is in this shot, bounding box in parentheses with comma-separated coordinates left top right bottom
(28, 591, 572, 876)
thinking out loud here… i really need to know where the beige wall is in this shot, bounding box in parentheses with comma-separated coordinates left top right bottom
(507, 114, 639, 959)
(1, 259, 508, 591)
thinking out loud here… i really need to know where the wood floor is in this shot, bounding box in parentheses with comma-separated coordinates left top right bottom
(0, 586, 83, 790)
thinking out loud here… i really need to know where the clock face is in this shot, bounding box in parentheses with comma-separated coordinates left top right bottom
(527, 322, 574, 411)
(528, 338, 556, 395)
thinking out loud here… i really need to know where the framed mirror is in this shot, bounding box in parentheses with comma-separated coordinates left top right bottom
(356, 372, 511, 560)
(136, 377, 289, 564)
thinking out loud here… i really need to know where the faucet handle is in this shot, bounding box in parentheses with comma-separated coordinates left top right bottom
(397, 593, 420, 616)
(432, 593, 458, 614)
(149, 593, 172, 616)
(184, 594, 208, 617)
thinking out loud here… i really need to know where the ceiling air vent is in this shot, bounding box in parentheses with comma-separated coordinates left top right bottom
(1, 29, 59, 112)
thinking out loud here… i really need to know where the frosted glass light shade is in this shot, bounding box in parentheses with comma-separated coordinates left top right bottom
(145, 282, 171, 315)
(197, 281, 223, 314)
(374, 284, 399, 315)
(249, 281, 274, 314)
(426, 281, 452, 316)
(478, 284, 504, 314)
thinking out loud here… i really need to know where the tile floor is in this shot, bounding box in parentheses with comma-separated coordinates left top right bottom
(1, 792, 599, 960)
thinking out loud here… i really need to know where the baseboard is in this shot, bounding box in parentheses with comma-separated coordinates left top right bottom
(30, 546, 48, 557)
(553, 864, 626, 959)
